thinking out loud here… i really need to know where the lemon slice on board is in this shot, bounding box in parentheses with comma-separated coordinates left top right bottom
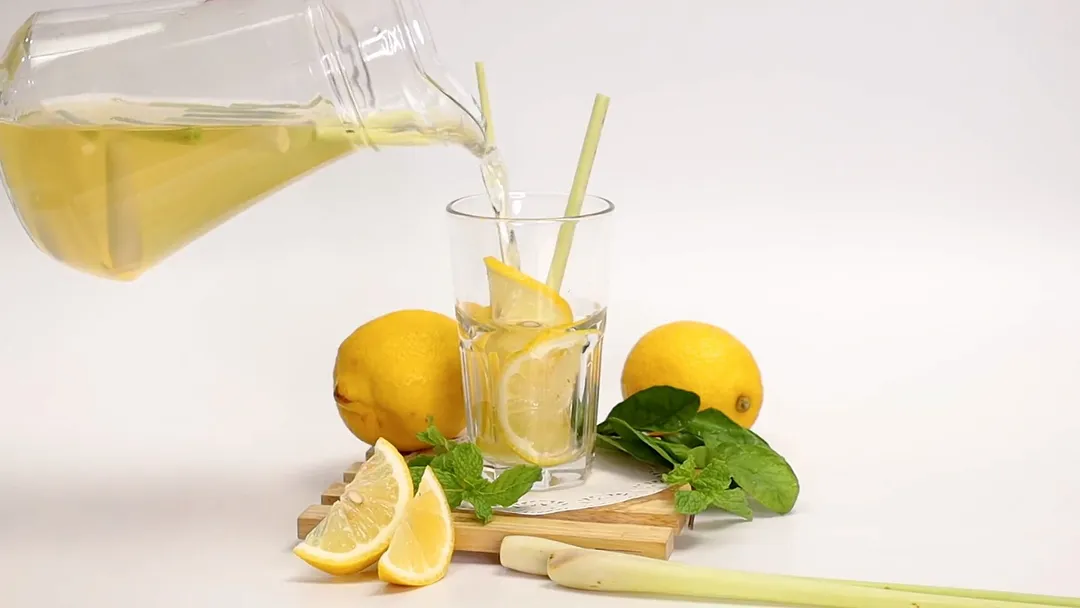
(484, 256, 573, 327)
(497, 329, 596, 466)
(293, 438, 413, 575)
(377, 467, 455, 586)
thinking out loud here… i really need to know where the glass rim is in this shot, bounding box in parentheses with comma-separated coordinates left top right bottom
(446, 191, 615, 223)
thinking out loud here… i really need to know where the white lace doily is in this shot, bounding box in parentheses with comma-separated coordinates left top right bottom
(493, 450, 670, 516)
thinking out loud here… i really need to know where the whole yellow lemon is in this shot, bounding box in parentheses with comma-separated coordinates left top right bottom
(333, 309, 466, 452)
(621, 321, 764, 428)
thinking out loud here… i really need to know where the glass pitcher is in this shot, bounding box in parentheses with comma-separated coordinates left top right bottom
(0, 0, 491, 280)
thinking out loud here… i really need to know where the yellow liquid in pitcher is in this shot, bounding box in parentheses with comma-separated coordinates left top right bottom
(0, 97, 495, 280)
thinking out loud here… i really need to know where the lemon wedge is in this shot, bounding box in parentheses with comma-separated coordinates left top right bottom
(377, 467, 455, 586)
(483, 256, 573, 327)
(497, 329, 597, 466)
(293, 438, 412, 575)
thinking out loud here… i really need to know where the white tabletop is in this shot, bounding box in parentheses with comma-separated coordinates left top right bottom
(2, 1, 1079, 606)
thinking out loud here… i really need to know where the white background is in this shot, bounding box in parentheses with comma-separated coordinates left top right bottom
(2, 1, 1079, 606)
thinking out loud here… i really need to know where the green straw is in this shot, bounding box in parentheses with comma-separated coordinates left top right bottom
(545, 93, 610, 291)
(475, 61, 496, 145)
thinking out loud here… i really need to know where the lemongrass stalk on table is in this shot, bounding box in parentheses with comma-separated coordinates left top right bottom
(813, 577, 1080, 607)
(499, 536, 1080, 608)
(547, 548, 1061, 608)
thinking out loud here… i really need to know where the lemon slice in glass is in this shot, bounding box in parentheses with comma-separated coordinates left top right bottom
(293, 438, 412, 575)
(483, 256, 573, 327)
(497, 329, 596, 466)
(467, 324, 549, 463)
(377, 467, 455, 586)
(457, 301, 493, 326)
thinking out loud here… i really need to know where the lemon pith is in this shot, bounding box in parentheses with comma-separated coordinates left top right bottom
(293, 438, 413, 575)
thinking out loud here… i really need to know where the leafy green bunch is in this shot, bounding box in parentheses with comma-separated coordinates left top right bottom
(597, 386, 799, 518)
(410, 422, 541, 524)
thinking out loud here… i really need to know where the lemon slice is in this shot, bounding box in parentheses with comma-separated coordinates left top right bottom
(293, 438, 412, 575)
(457, 301, 493, 326)
(497, 329, 596, 466)
(483, 256, 573, 327)
(377, 467, 455, 586)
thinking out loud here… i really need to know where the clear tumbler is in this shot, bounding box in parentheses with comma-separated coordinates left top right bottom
(446, 192, 614, 489)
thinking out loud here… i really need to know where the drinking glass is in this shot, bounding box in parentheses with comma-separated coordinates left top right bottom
(446, 192, 614, 490)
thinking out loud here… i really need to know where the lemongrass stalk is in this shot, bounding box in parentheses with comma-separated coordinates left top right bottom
(545, 93, 610, 292)
(500, 536, 1077, 607)
(833, 580, 1080, 608)
(475, 61, 495, 146)
(544, 547, 1068, 608)
(500, 536, 573, 575)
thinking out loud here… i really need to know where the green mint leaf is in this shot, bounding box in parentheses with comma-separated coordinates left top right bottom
(486, 465, 542, 505)
(596, 433, 635, 456)
(704, 487, 754, 520)
(471, 499, 494, 524)
(415, 433, 541, 524)
(662, 458, 698, 487)
(662, 431, 706, 448)
(408, 454, 435, 469)
(702, 436, 726, 463)
(460, 465, 541, 524)
(409, 466, 426, 492)
(432, 467, 466, 509)
(692, 459, 733, 493)
(657, 440, 691, 464)
(688, 446, 711, 468)
(449, 442, 485, 481)
(597, 434, 676, 468)
(416, 419, 455, 453)
(607, 418, 681, 467)
(674, 489, 711, 515)
(689, 409, 770, 448)
(429, 451, 452, 471)
(597, 423, 673, 468)
(598, 386, 700, 434)
(720, 443, 800, 514)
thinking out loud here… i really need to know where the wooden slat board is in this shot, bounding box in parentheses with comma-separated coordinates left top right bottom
(296, 460, 686, 560)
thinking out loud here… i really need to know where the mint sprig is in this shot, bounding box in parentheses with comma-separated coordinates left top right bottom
(598, 386, 800, 518)
(663, 459, 754, 520)
(411, 421, 541, 524)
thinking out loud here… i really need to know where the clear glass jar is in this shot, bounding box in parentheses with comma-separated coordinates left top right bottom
(0, 0, 487, 280)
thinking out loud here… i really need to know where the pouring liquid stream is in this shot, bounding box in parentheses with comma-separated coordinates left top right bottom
(479, 148, 521, 270)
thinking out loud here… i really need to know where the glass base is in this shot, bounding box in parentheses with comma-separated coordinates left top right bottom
(483, 452, 593, 491)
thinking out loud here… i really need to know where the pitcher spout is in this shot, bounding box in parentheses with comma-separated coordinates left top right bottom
(319, 0, 488, 154)
(395, 0, 488, 148)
